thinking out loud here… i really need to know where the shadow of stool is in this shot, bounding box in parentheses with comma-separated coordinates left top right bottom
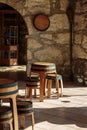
(25, 74, 40, 101)
(17, 100, 34, 130)
(0, 106, 13, 130)
(45, 73, 63, 98)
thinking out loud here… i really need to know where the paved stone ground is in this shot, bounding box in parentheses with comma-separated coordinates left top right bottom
(16, 82, 87, 130)
(0, 66, 87, 130)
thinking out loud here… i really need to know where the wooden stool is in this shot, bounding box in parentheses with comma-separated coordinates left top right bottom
(25, 74, 40, 101)
(45, 73, 63, 98)
(0, 79, 19, 130)
(0, 106, 13, 130)
(17, 100, 34, 130)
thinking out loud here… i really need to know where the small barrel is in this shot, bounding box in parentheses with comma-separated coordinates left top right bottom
(0, 106, 13, 123)
(31, 62, 56, 73)
(17, 100, 33, 115)
(27, 73, 40, 81)
(0, 79, 18, 98)
(26, 75, 40, 88)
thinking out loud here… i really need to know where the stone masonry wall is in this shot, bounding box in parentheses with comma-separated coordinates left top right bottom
(0, 0, 87, 85)
(73, 0, 87, 85)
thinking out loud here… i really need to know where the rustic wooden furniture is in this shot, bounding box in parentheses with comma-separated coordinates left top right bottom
(25, 73, 40, 101)
(31, 62, 56, 101)
(17, 100, 34, 130)
(0, 10, 18, 65)
(45, 73, 63, 98)
(0, 106, 13, 130)
(0, 78, 19, 130)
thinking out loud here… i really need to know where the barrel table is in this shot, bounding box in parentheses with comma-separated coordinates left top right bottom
(31, 62, 56, 102)
(0, 78, 19, 130)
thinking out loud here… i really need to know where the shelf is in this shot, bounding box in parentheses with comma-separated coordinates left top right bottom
(0, 10, 18, 66)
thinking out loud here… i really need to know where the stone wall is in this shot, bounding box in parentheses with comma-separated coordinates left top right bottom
(73, 0, 87, 85)
(25, 0, 70, 79)
(0, 0, 87, 85)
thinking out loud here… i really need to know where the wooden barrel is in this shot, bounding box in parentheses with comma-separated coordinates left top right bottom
(17, 100, 33, 115)
(31, 62, 56, 73)
(0, 106, 13, 123)
(0, 79, 18, 98)
(27, 73, 40, 81)
(26, 75, 40, 88)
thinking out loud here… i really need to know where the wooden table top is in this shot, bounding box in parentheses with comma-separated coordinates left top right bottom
(31, 62, 56, 72)
(31, 62, 55, 66)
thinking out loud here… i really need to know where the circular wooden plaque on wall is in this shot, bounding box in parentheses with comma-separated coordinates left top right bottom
(33, 14, 50, 31)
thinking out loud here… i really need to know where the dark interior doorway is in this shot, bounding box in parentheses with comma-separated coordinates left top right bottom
(0, 3, 28, 66)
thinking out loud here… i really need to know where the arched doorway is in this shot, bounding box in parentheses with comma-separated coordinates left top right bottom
(0, 3, 28, 80)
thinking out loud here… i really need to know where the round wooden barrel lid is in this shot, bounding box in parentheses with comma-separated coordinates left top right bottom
(26, 76, 40, 82)
(0, 79, 18, 87)
(33, 14, 50, 31)
(0, 106, 12, 115)
(17, 100, 33, 108)
(31, 62, 56, 72)
(30, 73, 40, 78)
(31, 62, 55, 67)
(46, 73, 62, 80)
(0, 79, 18, 97)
